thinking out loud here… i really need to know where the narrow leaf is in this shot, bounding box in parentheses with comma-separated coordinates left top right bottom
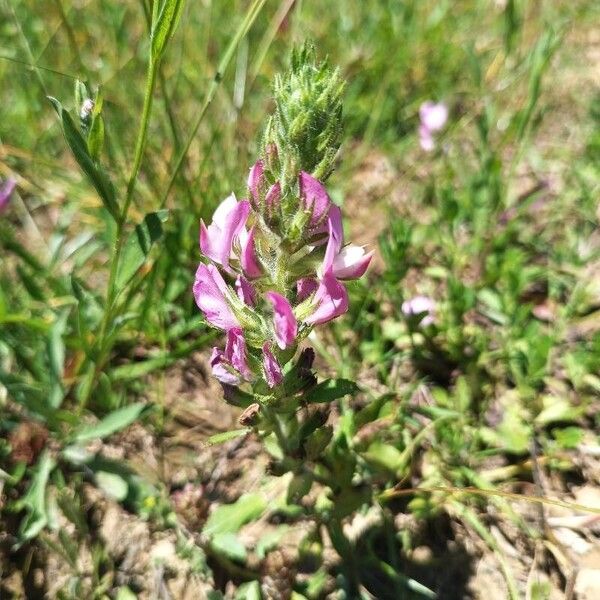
(207, 429, 249, 446)
(211, 532, 247, 562)
(72, 402, 145, 443)
(95, 471, 128, 501)
(303, 378, 358, 404)
(48, 97, 119, 220)
(115, 210, 169, 291)
(234, 581, 261, 600)
(15, 452, 56, 544)
(203, 493, 266, 536)
(88, 113, 105, 161)
(151, 0, 185, 60)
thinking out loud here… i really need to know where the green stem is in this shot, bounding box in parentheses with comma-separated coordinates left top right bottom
(80, 56, 160, 407)
(159, 0, 267, 208)
(325, 518, 361, 595)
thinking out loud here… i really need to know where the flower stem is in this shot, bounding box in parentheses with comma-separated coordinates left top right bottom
(80, 55, 160, 407)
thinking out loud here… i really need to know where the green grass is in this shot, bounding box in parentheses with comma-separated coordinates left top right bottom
(1, 0, 600, 598)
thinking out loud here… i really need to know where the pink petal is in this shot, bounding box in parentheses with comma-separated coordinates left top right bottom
(262, 343, 283, 388)
(210, 347, 241, 385)
(402, 295, 436, 326)
(200, 196, 250, 270)
(418, 125, 436, 152)
(193, 263, 239, 330)
(299, 171, 331, 226)
(0, 178, 16, 212)
(225, 328, 252, 380)
(322, 206, 344, 273)
(239, 226, 262, 278)
(419, 101, 448, 132)
(235, 276, 257, 306)
(266, 291, 298, 349)
(332, 246, 373, 280)
(304, 271, 349, 325)
(297, 278, 319, 302)
(212, 194, 239, 228)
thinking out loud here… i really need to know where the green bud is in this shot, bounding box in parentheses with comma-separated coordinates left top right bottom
(262, 42, 345, 190)
(305, 425, 333, 460)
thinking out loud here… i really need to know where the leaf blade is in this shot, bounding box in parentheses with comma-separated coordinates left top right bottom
(72, 403, 146, 444)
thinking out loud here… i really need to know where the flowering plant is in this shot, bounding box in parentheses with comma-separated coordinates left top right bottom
(193, 45, 374, 592)
(194, 45, 371, 416)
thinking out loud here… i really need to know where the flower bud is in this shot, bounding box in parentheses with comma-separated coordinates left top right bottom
(266, 291, 298, 350)
(248, 160, 265, 209)
(262, 343, 283, 388)
(80, 98, 94, 121)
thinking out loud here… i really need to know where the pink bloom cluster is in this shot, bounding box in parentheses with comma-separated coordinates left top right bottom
(193, 161, 372, 388)
(418, 101, 448, 152)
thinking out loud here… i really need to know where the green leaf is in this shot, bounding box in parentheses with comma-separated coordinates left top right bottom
(47, 309, 69, 408)
(14, 452, 56, 544)
(203, 493, 266, 536)
(211, 532, 247, 562)
(535, 396, 582, 426)
(95, 471, 128, 501)
(48, 97, 119, 220)
(552, 426, 583, 449)
(72, 402, 146, 443)
(256, 525, 289, 560)
(115, 588, 138, 600)
(61, 445, 93, 465)
(234, 581, 261, 600)
(207, 429, 249, 445)
(115, 210, 169, 291)
(287, 473, 312, 504)
(304, 426, 333, 460)
(303, 378, 358, 404)
(88, 113, 105, 161)
(363, 441, 405, 473)
(110, 353, 176, 381)
(151, 0, 186, 61)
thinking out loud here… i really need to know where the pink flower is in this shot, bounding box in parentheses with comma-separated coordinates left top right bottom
(418, 101, 448, 152)
(210, 328, 252, 384)
(248, 160, 281, 216)
(332, 245, 373, 279)
(401, 295, 436, 326)
(262, 343, 283, 388)
(0, 179, 16, 212)
(304, 270, 349, 325)
(299, 171, 331, 226)
(266, 291, 298, 349)
(322, 206, 372, 280)
(419, 101, 448, 132)
(193, 263, 239, 330)
(200, 194, 250, 271)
